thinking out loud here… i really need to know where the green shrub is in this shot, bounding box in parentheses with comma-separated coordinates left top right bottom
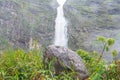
(77, 36, 120, 80)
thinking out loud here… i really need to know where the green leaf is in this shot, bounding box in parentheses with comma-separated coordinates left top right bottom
(105, 46, 109, 52)
(92, 73, 102, 80)
(107, 38, 115, 46)
(97, 36, 106, 42)
(111, 50, 117, 57)
(93, 51, 98, 56)
(109, 63, 116, 69)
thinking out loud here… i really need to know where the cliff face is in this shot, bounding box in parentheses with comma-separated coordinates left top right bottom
(64, 0, 120, 52)
(0, 0, 57, 50)
(0, 0, 120, 57)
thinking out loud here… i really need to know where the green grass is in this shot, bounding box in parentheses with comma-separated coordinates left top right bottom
(0, 49, 44, 80)
(0, 49, 77, 80)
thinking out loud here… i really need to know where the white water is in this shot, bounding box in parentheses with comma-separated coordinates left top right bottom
(54, 0, 68, 47)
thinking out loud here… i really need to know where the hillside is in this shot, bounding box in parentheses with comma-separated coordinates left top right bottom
(0, 0, 57, 50)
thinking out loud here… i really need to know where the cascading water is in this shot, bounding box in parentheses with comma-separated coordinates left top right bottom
(54, 0, 68, 47)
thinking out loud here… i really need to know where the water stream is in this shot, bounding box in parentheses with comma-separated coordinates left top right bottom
(54, 0, 68, 47)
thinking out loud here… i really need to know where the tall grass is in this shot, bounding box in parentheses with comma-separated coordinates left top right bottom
(0, 49, 76, 80)
(0, 49, 44, 80)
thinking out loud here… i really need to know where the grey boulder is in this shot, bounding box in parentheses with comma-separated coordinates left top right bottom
(44, 45, 89, 80)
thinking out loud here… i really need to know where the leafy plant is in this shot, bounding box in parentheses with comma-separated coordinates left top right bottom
(0, 49, 44, 80)
(77, 36, 120, 80)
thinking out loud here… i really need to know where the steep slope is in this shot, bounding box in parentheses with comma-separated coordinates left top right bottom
(64, 0, 120, 61)
(64, 0, 120, 52)
(0, 0, 57, 50)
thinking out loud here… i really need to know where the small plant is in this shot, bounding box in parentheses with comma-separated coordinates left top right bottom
(77, 36, 119, 80)
(97, 36, 115, 64)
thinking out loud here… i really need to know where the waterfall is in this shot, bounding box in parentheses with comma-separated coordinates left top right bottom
(54, 0, 68, 47)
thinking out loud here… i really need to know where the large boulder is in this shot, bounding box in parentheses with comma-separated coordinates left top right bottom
(44, 45, 89, 80)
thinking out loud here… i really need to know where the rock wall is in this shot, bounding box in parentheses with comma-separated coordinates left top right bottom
(64, 0, 120, 53)
(0, 0, 57, 50)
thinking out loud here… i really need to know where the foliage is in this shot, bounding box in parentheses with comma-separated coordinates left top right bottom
(77, 49, 105, 80)
(77, 36, 120, 80)
(0, 36, 120, 80)
(0, 49, 44, 80)
(0, 49, 76, 80)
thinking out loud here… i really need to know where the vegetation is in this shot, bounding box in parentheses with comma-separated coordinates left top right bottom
(77, 36, 120, 80)
(0, 49, 76, 80)
(0, 36, 120, 80)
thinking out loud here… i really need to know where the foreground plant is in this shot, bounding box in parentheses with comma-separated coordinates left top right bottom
(0, 49, 44, 80)
(0, 49, 76, 80)
(77, 36, 120, 80)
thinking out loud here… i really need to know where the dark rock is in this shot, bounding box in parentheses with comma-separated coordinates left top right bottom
(44, 45, 89, 80)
